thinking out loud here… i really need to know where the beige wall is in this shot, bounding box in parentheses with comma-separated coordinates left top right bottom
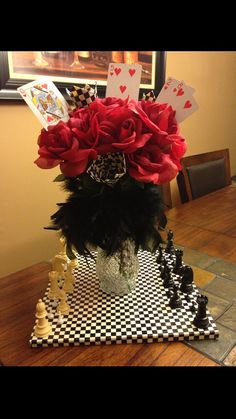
(167, 52, 236, 206)
(0, 103, 66, 277)
(1, 51, 236, 276)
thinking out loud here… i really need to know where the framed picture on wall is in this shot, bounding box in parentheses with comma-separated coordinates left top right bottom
(0, 51, 166, 100)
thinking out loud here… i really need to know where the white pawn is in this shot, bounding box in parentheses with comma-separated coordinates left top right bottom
(67, 258, 79, 285)
(34, 299, 52, 338)
(48, 270, 61, 300)
(47, 307, 54, 320)
(52, 298, 58, 308)
(57, 311, 64, 325)
(63, 269, 74, 294)
(63, 258, 78, 292)
(57, 289, 70, 315)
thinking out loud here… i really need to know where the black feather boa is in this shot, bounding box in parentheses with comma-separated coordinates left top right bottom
(49, 173, 167, 257)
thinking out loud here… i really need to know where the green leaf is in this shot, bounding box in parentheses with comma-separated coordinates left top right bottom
(53, 174, 66, 182)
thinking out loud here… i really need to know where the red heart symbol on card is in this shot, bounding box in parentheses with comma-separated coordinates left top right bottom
(110, 71, 114, 76)
(177, 88, 184, 96)
(164, 84, 168, 90)
(173, 88, 177, 92)
(119, 85, 127, 94)
(129, 69, 136, 77)
(115, 68, 121, 76)
(42, 84, 48, 89)
(184, 100, 192, 108)
(47, 115, 53, 122)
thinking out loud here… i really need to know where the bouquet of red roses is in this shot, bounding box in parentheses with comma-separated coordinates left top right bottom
(35, 91, 187, 257)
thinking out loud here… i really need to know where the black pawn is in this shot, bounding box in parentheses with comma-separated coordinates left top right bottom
(169, 285, 182, 309)
(180, 265, 194, 294)
(160, 259, 168, 280)
(166, 289, 173, 298)
(193, 294, 210, 329)
(156, 243, 164, 264)
(173, 249, 184, 275)
(165, 230, 175, 255)
(163, 265, 175, 289)
(190, 302, 197, 313)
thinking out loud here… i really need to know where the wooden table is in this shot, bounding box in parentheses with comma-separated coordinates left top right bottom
(167, 185, 236, 264)
(3, 187, 235, 366)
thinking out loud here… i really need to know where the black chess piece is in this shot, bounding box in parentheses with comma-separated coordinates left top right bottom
(172, 249, 184, 275)
(165, 230, 175, 255)
(169, 285, 182, 309)
(180, 265, 194, 294)
(193, 294, 210, 329)
(160, 259, 168, 280)
(167, 230, 174, 241)
(190, 301, 197, 313)
(163, 265, 175, 288)
(166, 289, 173, 298)
(156, 243, 164, 264)
(185, 294, 196, 312)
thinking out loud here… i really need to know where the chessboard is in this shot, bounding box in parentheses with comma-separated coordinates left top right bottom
(30, 247, 219, 348)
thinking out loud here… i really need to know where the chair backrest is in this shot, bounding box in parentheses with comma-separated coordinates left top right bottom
(177, 149, 231, 203)
(159, 182, 172, 209)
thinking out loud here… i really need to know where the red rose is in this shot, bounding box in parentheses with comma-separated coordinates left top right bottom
(126, 100, 187, 183)
(75, 98, 153, 155)
(34, 120, 97, 177)
(127, 145, 180, 184)
(139, 100, 178, 135)
(89, 96, 129, 111)
(34, 96, 187, 183)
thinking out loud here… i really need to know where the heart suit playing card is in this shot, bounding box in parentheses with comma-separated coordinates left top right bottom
(17, 78, 69, 129)
(106, 63, 142, 101)
(156, 77, 199, 123)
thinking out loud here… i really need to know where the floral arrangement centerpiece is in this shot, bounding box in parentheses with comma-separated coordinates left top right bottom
(34, 85, 187, 294)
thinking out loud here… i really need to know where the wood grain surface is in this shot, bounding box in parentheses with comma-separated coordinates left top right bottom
(3, 186, 235, 366)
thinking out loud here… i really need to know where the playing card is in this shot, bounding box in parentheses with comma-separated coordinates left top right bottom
(174, 93, 199, 123)
(106, 63, 142, 101)
(156, 77, 180, 104)
(17, 78, 69, 129)
(156, 77, 198, 123)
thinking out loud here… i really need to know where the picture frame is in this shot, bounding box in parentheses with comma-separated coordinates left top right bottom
(0, 51, 166, 100)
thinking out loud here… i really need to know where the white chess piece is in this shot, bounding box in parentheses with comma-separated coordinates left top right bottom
(57, 311, 64, 325)
(57, 289, 70, 315)
(52, 298, 58, 308)
(59, 236, 68, 258)
(47, 307, 54, 320)
(48, 270, 61, 300)
(34, 299, 52, 338)
(63, 258, 78, 292)
(63, 269, 74, 294)
(52, 254, 68, 280)
(67, 258, 79, 285)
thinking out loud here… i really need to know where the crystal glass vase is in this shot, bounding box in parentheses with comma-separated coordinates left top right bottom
(96, 239, 139, 295)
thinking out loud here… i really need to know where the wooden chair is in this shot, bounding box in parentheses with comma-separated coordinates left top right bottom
(177, 149, 232, 203)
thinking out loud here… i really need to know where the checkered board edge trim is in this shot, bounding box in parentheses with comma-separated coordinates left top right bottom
(30, 249, 219, 348)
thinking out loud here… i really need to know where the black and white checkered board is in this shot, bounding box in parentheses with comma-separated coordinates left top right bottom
(30, 250, 219, 347)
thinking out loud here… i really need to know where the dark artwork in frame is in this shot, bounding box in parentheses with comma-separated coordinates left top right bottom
(0, 51, 166, 101)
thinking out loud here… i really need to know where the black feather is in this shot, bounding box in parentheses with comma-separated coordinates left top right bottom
(50, 173, 167, 257)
